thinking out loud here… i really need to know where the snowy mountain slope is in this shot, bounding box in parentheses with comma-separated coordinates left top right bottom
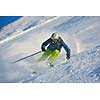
(0, 16, 64, 44)
(0, 16, 100, 82)
(0, 16, 56, 41)
(20, 45, 100, 83)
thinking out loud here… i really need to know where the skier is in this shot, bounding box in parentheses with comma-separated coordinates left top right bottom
(38, 32, 71, 66)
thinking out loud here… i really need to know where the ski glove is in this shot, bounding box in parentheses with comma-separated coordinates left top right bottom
(41, 45, 46, 51)
(66, 54, 70, 60)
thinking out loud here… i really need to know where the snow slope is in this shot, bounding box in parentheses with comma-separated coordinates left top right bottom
(0, 16, 56, 42)
(29, 45, 100, 83)
(0, 16, 100, 83)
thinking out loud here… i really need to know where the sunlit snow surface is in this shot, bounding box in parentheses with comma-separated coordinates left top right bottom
(0, 16, 100, 83)
(20, 45, 100, 83)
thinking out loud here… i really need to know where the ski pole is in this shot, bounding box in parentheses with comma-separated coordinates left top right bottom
(12, 51, 42, 64)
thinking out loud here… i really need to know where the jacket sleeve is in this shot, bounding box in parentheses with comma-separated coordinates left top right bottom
(41, 38, 51, 51)
(60, 38, 71, 57)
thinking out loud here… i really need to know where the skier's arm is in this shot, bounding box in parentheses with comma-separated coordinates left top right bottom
(60, 38, 71, 59)
(41, 38, 51, 51)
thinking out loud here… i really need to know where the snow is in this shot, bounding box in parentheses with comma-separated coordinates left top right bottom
(0, 16, 100, 83)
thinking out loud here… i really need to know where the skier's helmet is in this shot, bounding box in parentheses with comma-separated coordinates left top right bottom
(51, 32, 60, 40)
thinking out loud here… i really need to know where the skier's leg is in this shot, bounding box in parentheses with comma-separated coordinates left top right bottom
(37, 49, 52, 62)
(48, 49, 60, 64)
